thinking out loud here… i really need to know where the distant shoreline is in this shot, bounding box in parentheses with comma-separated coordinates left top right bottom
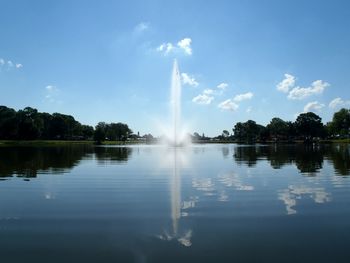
(0, 139, 349, 147)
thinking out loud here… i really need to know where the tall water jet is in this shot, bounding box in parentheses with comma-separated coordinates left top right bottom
(170, 59, 182, 146)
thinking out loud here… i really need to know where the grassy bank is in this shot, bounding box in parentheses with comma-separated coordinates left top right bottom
(0, 140, 94, 147)
(0, 140, 147, 147)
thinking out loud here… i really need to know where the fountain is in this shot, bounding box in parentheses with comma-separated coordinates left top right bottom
(170, 59, 182, 146)
(166, 59, 190, 146)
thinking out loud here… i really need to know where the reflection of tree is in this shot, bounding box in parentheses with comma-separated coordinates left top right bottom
(233, 144, 350, 176)
(326, 144, 350, 176)
(294, 145, 324, 175)
(94, 147, 132, 164)
(221, 147, 229, 158)
(0, 146, 134, 178)
(0, 145, 92, 178)
(265, 145, 294, 169)
(234, 146, 263, 167)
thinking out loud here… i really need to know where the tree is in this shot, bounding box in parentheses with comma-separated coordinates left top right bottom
(330, 108, 350, 137)
(294, 112, 324, 140)
(222, 130, 230, 138)
(81, 125, 94, 140)
(267, 117, 288, 140)
(93, 122, 107, 143)
(233, 122, 244, 140)
(233, 120, 262, 142)
(16, 107, 43, 140)
(0, 106, 17, 139)
(109, 123, 132, 141)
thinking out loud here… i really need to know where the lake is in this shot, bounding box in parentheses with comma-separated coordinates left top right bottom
(0, 143, 349, 262)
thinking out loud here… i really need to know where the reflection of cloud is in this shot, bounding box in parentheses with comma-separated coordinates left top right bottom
(278, 190, 297, 215)
(181, 196, 198, 216)
(192, 178, 216, 195)
(278, 185, 331, 215)
(44, 192, 55, 200)
(182, 196, 198, 210)
(218, 190, 229, 202)
(218, 172, 254, 191)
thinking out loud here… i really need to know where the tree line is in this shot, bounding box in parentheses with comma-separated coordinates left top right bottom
(0, 106, 132, 142)
(227, 109, 350, 142)
(1, 105, 349, 143)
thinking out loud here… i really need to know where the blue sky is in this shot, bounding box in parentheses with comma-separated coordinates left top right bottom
(1, 0, 350, 136)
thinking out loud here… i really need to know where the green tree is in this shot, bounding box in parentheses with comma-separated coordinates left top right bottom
(233, 120, 262, 142)
(222, 130, 230, 139)
(110, 122, 132, 141)
(294, 112, 324, 140)
(94, 122, 107, 143)
(0, 106, 17, 139)
(267, 117, 288, 140)
(81, 125, 94, 140)
(330, 108, 350, 137)
(16, 107, 43, 140)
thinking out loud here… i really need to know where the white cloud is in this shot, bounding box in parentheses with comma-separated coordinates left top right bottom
(329, 97, 350, 109)
(218, 99, 239, 111)
(192, 94, 214, 105)
(177, 38, 192, 55)
(181, 73, 198, 87)
(0, 58, 23, 70)
(303, 101, 325, 112)
(157, 38, 192, 56)
(45, 85, 56, 91)
(233, 92, 253, 102)
(45, 85, 60, 103)
(246, 107, 252, 113)
(277, 74, 295, 93)
(134, 22, 150, 32)
(288, 80, 329, 100)
(157, 43, 174, 55)
(217, 83, 228, 90)
(203, 89, 214, 95)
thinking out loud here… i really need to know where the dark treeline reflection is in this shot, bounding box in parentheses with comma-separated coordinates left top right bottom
(234, 144, 350, 175)
(94, 146, 132, 164)
(0, 146, 133, 178)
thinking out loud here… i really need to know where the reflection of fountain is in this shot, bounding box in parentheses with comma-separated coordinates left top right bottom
(171, 148, 181, 236)
(158, 147, 192, 247)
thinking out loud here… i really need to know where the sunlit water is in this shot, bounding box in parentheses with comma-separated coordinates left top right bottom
(0, 144, 350, 262)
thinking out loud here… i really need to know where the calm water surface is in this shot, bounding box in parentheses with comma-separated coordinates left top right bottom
(0, 144, 349, 262)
